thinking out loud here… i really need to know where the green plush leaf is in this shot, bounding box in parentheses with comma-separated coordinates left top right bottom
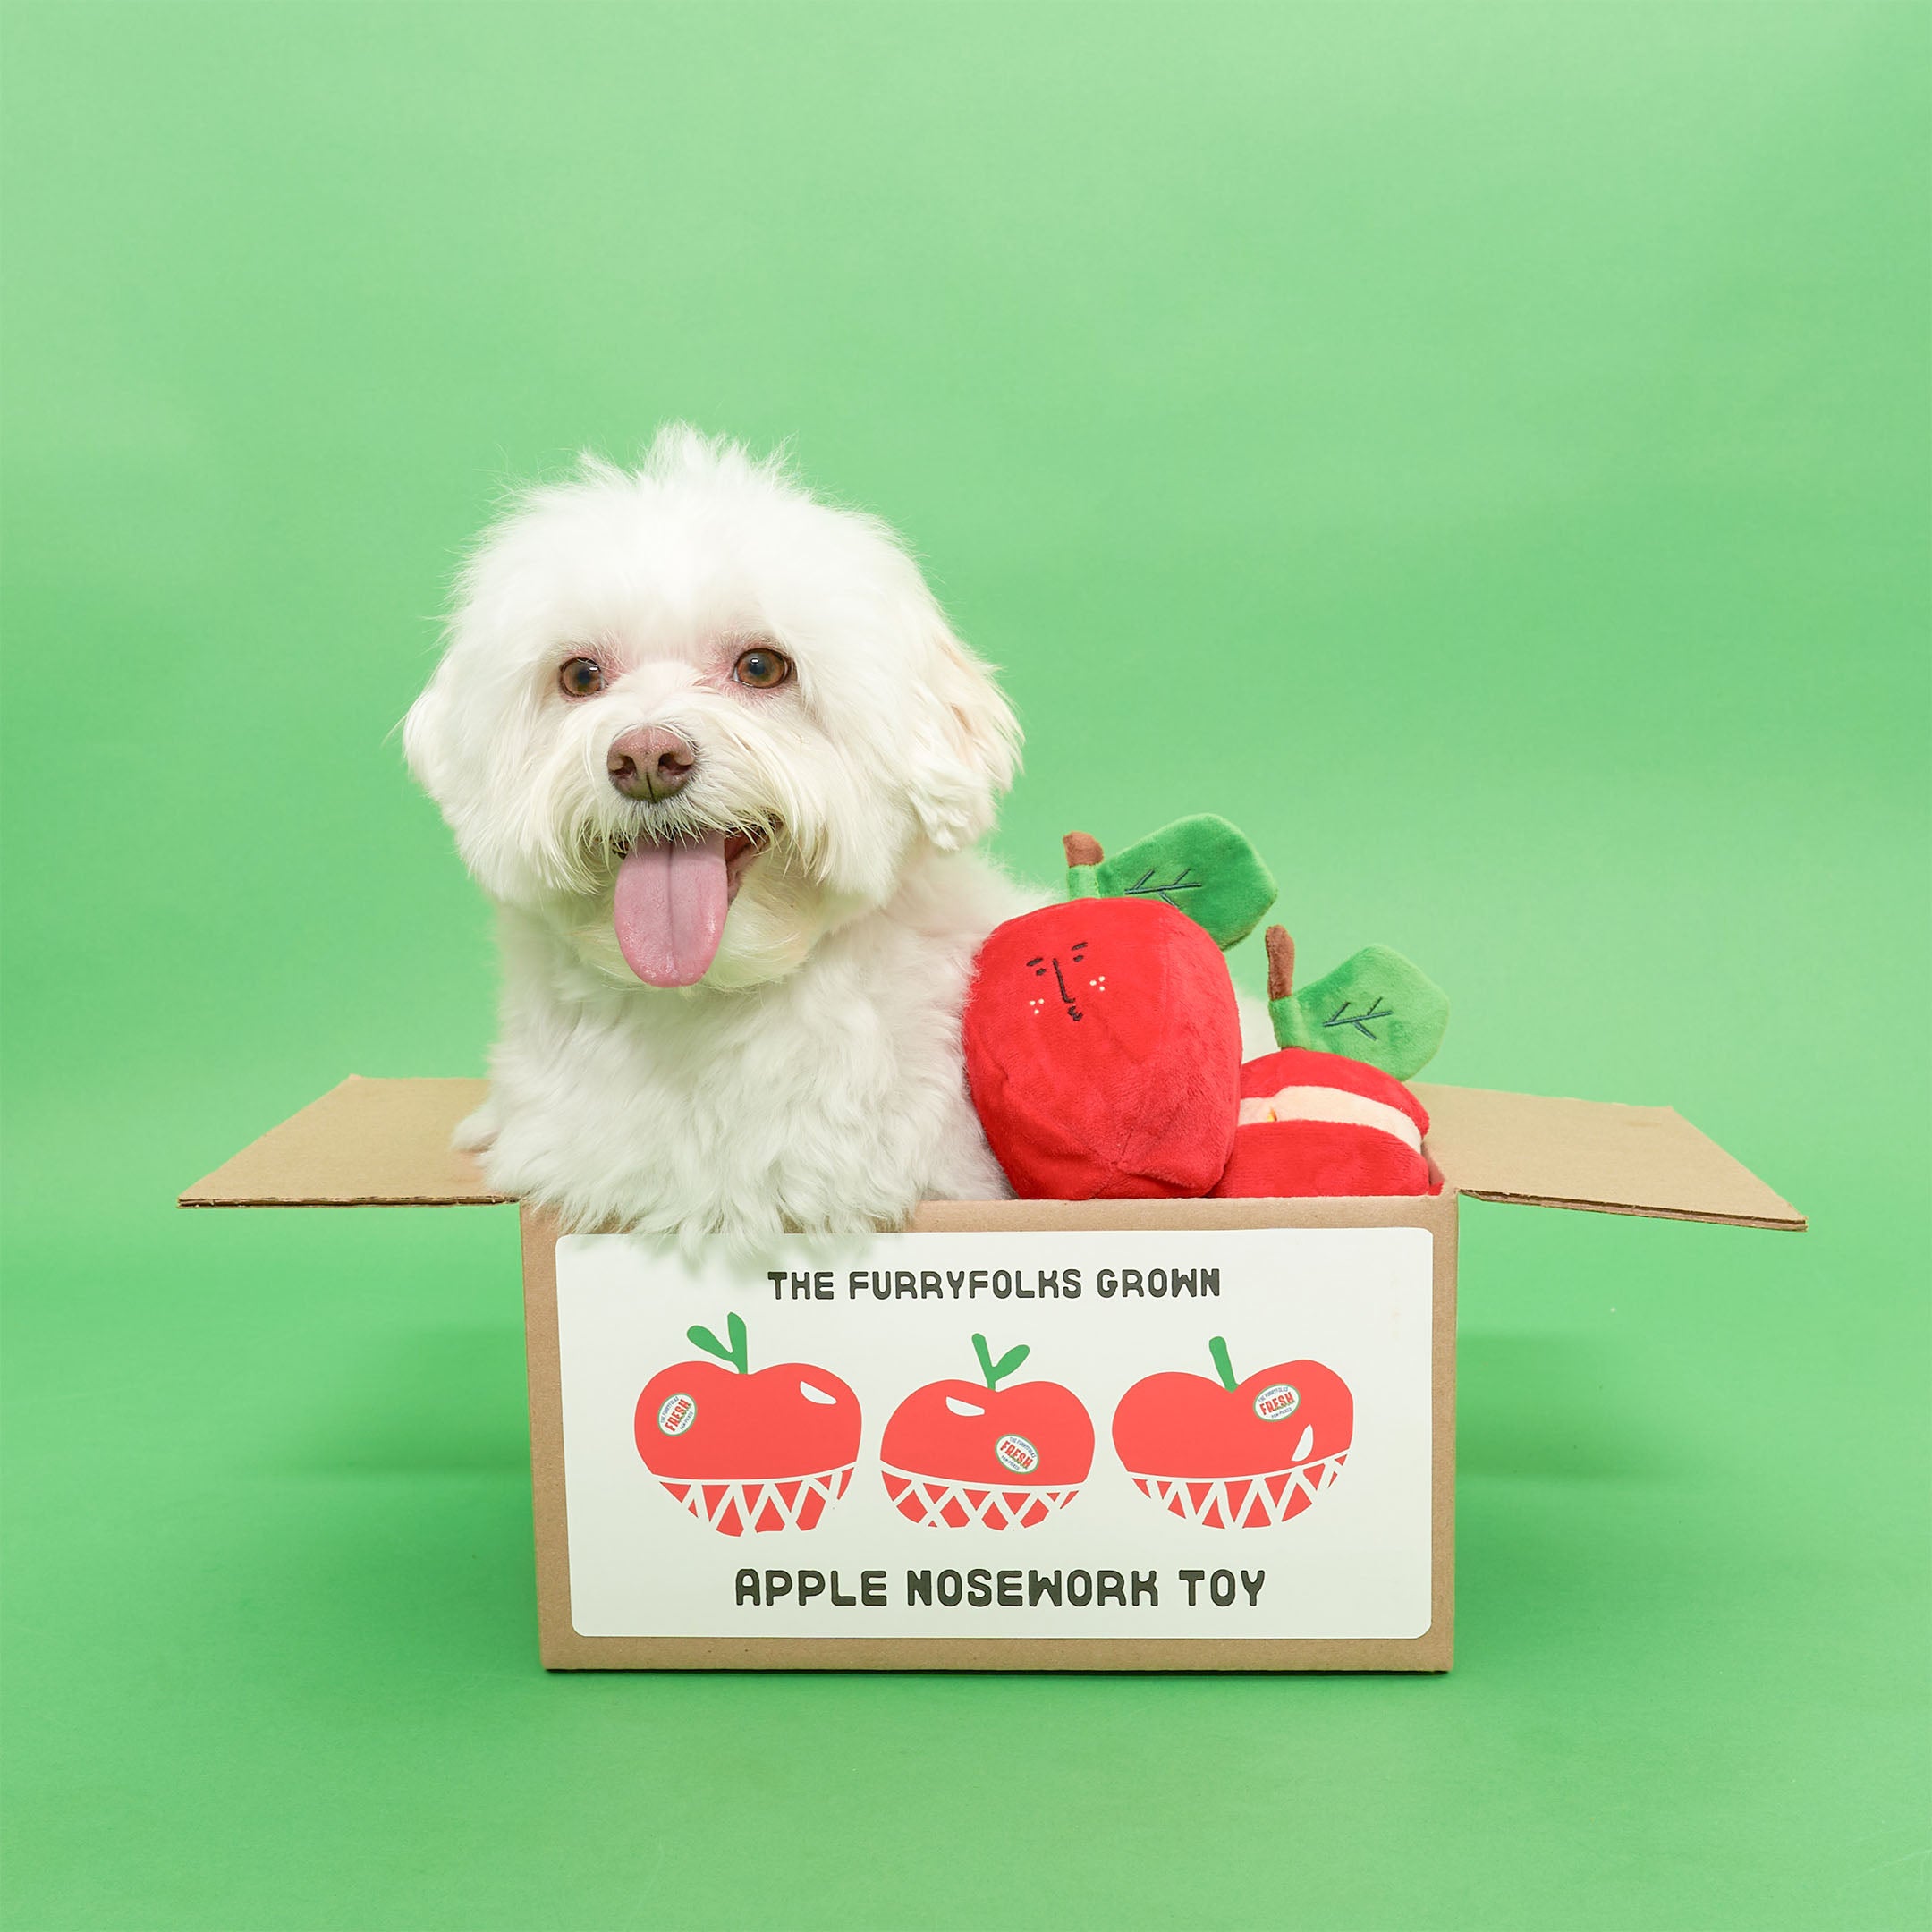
(1088, 815, 1277, 949)
(1270, 944, 1449, 1080)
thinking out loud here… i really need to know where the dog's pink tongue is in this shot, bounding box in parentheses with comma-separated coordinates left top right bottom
(613, 831, 730, 987)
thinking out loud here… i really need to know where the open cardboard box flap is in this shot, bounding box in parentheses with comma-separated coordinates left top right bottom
(179, 1075, 1802, 1230)
(1413, 1082, 1801, 1230)
(181, 1076, 505, 1208)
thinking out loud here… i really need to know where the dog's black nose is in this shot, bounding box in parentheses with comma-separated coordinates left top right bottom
(608, 726, 696, 800)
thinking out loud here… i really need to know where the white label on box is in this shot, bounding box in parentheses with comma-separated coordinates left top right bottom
(555, 1226, 1433, 1640)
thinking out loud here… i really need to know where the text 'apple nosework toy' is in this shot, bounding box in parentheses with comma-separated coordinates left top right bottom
(1214, 923, 1448, 1199)
(881, 1334, 1095, 1530)
(962, 817, 1277, 1200)
(633, 1314, 862, 1536)
(1113, 1336, 1354, 1529)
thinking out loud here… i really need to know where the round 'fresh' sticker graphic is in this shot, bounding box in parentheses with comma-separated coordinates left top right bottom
(1253, 1383, 1301, 1423)
(994, 1432, 1040, 1475)
(656, 1392, 698, 1437)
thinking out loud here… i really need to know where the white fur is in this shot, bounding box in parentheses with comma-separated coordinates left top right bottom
(405, 428, 1030, 1251)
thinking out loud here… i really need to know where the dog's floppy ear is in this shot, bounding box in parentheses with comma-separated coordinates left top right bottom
(402, 669, 456, 806)
(906, 619, 1021, 851)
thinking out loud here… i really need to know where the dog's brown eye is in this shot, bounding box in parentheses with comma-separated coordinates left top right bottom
(559, 656, 605, 698)
(733, 646, 792, 691)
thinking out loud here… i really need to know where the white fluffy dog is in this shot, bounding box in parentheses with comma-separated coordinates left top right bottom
(404, 428, 1030, 1250)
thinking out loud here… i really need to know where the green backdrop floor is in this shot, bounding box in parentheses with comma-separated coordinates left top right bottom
(4, 4, 1926, 1927)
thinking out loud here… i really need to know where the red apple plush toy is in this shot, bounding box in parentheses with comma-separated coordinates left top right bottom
(1213, 926, 1444, 1199)
(634, 1313, 861, 1536)
(1112, 1336, 1353, 1529)
(962, 818, 1275, 1199)
(1214, 1047, 1433, 1198)
(881, 1334, 1095, 1529)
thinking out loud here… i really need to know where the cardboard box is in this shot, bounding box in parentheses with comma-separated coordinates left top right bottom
(181, 1076, 1801, 1673)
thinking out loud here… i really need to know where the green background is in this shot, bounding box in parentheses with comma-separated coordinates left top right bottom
(4, 4, 1927, 1928)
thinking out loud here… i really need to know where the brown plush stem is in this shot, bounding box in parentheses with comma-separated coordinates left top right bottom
(1063, 831, 1104, 868)
(1265, 924, 1294, 1000)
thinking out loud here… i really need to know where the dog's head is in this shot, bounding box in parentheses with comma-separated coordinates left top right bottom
(405, 430, 1020, 989)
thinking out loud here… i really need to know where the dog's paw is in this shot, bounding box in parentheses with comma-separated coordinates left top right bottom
(452, 1102, 500, 1154)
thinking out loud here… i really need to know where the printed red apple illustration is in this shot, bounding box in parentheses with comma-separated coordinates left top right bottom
(881, 1334, 1096, 1530)
(1112, 1336, 1353, 1529)
(633, 1312, 861, 1536)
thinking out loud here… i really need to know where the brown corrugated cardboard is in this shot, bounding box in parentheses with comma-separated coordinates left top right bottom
(180, 1076, 502, 1208)
(177, 1076, 1799, 1673)
(179, 1075, 1803, 1229)
(520, 1196, 1459, 1672)
(521, 1190, 1453, 1661)
(1415, 1083, 1804, 1230)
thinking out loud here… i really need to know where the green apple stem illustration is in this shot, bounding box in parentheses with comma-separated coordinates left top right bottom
(970, 1332, 1032, 1390)
(686, 1309, 750, 1375)
(1208, 1335, 1240, 1393)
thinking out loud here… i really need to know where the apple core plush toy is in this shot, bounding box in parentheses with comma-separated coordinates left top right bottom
(962, 818, 1275, 1199)
(1214, 1046, 1433, 1198)
(1213, 923, 1448, 1199)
